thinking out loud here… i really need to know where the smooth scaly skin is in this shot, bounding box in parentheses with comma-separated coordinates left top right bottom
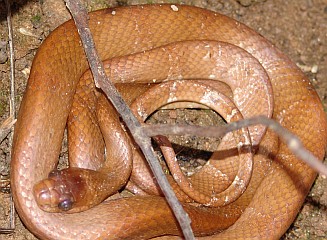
(11, 4, 327, 240)
(97, 40, 273, 204)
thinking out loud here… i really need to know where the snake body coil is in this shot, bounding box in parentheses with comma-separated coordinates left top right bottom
(11, 4, 327, 239)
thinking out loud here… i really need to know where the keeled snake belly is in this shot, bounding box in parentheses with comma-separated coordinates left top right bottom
(10, 4, 327, 239)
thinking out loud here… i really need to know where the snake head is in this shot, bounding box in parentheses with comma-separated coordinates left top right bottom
(33, 169, 86, 213)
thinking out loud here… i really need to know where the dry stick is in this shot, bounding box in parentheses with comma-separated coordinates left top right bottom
(7, 0, 15, 119)
(0, 0, 17, 143)
(59, 1, 326, 238)
(64, 1, 194, 239)
(143, 115, 327, 177)
(0, 0, 16, 234)
(6, 0, 16, 231)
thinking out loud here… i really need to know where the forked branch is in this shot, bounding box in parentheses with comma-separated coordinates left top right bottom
(64, 1, 194, 239)
(64, 1, 326, 240)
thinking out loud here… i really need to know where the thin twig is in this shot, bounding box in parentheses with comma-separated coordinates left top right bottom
(0, 0, 17, 143)
(63, 1, 194, 239)
(143, 115, 327, 176)
(7, 0, 15, 119)
(0, 0, 16, 234)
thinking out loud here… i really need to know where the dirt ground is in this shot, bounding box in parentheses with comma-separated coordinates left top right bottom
(0, 0, 326, 239)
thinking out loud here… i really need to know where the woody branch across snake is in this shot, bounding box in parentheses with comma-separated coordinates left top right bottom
(3, 0, 327, 239)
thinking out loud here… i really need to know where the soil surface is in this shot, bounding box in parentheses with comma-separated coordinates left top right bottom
(0, 0, 326, 239)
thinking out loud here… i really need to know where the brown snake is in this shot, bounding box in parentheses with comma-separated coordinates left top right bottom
(11, 4, 327, 239)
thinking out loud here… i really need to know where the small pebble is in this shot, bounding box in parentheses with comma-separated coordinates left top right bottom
(19, 27, 38, 38)
(311, 65, 318, 74)
(22, 67, 30, 76)
(237, 0, 253, 7)
(168, 110, 177, 119)
(196, 159, 207, 166)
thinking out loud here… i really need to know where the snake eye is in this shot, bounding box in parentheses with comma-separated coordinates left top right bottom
(58, 199, 73, 211)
